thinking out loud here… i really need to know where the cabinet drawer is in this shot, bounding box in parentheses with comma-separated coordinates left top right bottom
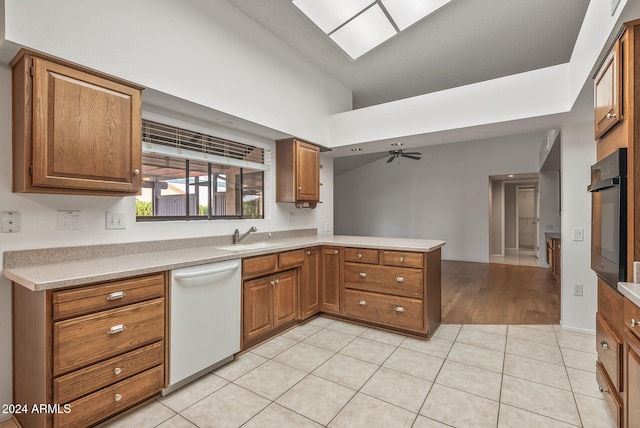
(54, 365, 164, 428)
(278, 249, 305, 269)
(344, 248, 379, 264)
(54, 341, 164, 404)
(624, 297, 640, 341)
(52, 274, 165, 320)
(596, 313, 622, 392)
(53, 298, 165, 375)
(383, 251, 423, 268)
(343, 289, 423, 332)
(598, 279, 624, 337)
(344, 263, 422, 298)
(595, 361, 622, 427)
(243, 254, 277, 278)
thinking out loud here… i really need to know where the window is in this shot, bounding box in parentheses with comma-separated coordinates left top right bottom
(136, 120, 267, 221)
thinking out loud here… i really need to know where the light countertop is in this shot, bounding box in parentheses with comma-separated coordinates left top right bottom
(618, 282, 640, 308)
(3, 234, 445, 291)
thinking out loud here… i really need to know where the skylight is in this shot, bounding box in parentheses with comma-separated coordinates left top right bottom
(292, 0, 452, 60)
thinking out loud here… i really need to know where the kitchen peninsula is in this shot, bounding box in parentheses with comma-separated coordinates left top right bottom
(3, 230, 444, 428)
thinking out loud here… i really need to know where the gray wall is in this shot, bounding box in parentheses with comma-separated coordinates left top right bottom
(334, 133, 542, 262)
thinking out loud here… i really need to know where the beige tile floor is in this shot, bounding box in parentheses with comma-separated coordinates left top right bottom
(0, 318, 616, 428)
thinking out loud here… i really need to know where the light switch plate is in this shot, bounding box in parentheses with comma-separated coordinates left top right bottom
(572, 228, 584, 241)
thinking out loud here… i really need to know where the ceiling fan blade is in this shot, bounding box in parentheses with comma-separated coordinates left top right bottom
(386, 156, 395, 163)
(402, 155, 422, 160)
(402, 152, 421, 156)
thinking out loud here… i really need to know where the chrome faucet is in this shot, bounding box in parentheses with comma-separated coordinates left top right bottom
(233, 226, 257, 244)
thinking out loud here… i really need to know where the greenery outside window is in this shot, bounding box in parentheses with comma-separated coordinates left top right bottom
(136, 119, 267, 221)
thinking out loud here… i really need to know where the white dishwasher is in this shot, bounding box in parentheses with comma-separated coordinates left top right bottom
(163, 259, 241, 395)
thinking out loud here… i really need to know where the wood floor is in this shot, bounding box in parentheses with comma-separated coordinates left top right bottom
(441, 260, 560, 325)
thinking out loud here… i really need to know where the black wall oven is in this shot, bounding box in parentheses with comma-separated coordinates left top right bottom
(588, 148, 627, 286)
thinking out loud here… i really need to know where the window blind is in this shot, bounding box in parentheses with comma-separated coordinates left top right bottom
(142, 119, 270, 171)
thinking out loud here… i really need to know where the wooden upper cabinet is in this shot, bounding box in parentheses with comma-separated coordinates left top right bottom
(276, 138, 320, 206)
(11, 50, 143, 195)
(594, 38, 623, 139)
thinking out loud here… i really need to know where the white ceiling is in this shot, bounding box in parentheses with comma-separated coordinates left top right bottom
(227, 0, 590, 109)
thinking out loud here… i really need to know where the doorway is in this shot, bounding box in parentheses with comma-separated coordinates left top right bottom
(489, 174, 539, 266)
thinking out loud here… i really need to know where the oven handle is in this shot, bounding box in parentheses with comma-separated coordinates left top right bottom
(588, 177, 620, 192)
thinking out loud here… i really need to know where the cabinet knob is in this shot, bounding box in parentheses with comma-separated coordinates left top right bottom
(275, 279, 280, 284)
(357, 253, 363, 259)
(359, 272, 367, 278)
(107, 291, 126, 301)
(107, 324, 126, 335)
(632, 319, 638, 327)
(270, 280, 275, 286)
(600, 340, 609, 351)
(396, 277, 405, 283)
(133, 169, 140, 175)
(358, 300, 367, 306)
(114, 367, 122, 375)
(395, 307, 405, 313)
(306, 250, 311, 255)
(114, 393, 123, 402)
(606, 112, 617, 120)
(297, 187, 302, 192)
(334, 250, 338, 254)
(400, 257, 405, 262)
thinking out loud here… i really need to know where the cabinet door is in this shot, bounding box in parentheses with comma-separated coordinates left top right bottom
(31, 56, 142, 193)
(320, 247, 341, 314)
(594, 39, 622, 139)
(299, 248, 320, 320)
(295, 140, 320, 202)
(273, 270, 298, 328)
(627, 332, 640, 428)
(243, 277, 273, 342)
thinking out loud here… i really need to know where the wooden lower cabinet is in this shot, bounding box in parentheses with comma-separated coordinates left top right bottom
(626, 331, 640, 427)
(242, 269, 298, 346)
(320, 247, 342, 314)
(342, 247, 440, 336)
(12, 273, 167, 428)
(299, 248, 320, 320)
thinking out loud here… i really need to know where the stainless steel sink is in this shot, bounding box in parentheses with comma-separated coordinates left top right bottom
(218, 242, 284, 251)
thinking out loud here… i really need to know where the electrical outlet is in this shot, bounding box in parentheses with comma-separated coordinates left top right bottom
(572, 283, 583, 296)
(106, 211, 126, 230)
(57, 211, 80, 230)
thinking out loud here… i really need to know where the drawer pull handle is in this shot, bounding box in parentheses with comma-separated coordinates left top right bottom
(107, 324, 126, 335)
(632, 319, 639, 327)
(359, 272, 367, 278)
(107, 291, 126, 301)
(114, 367, 122, 375)
(358, 300, 367, 306)
(358, 253, 363, 259)
(400, 257, 405, 262)
(395, 306, 405, 313)
(114, 393, 123, 402)
(600, 340, 609, 351)
(396, 277, 405, 283)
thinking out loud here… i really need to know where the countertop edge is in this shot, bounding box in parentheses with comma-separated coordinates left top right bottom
(619, 282, 640, 308)
(3, 236, 446, 291)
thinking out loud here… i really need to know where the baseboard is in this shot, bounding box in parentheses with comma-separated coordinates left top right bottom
(558, 323, 595, 335)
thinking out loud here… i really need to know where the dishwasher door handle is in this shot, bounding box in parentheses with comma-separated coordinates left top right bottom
(173, 263, 240, 279)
